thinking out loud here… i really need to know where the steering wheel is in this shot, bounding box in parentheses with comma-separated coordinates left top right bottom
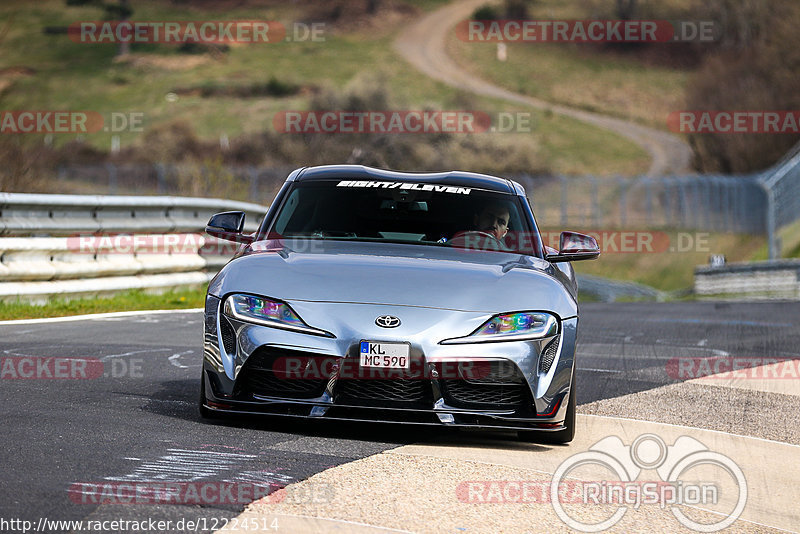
(447, 230, 505, 250)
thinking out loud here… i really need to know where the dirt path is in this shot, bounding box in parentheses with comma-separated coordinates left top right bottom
(393, 0, 693, 176)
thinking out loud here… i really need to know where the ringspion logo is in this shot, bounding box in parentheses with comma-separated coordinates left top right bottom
(551, 434, 747, 532)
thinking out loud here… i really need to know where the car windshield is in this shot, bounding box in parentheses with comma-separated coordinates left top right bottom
(262, 179, 543, 256)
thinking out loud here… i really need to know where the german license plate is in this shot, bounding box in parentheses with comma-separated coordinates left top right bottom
(359, 341, 410, 369)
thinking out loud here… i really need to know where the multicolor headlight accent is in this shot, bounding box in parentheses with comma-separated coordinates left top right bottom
(223, 294, 332, 337)
(475, 312, 548, 336)
(441, 311, 558, 344)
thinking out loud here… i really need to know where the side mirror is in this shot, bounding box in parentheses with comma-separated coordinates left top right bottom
(546, 231, 600, 263)
(205, 211, 253, 244)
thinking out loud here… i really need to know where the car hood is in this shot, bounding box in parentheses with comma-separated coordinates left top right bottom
(209, 240, 577, 317)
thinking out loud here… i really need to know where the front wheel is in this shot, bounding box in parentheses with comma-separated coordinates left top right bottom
(518, 368, 576, 444)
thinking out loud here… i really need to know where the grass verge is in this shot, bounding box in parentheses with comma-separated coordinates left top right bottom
(0, 287, 206, 321)
(569, 230, 766, 292)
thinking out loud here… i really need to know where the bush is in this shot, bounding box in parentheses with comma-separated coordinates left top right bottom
(685, 0, 800, 172)
(0, 139, 49, 192)
(472, 5, 499, 20)
(473, 1, 532, 20)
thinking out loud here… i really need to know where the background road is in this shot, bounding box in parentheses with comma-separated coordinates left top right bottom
(1, 302, 799, 532)
(394, 0, 693, 176)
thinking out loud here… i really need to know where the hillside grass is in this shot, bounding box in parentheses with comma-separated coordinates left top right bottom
(446, 0, 692, 129)
(0, 0, 749, 316)
(569, 231, 766, 291)
(0, 0, 648, 175)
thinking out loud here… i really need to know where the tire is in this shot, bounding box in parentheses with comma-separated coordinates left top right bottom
(518, 367, 576, 444)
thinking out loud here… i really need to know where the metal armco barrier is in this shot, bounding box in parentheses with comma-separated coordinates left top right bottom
(0, 193, 268, 302)
(694, 260, 800, 299)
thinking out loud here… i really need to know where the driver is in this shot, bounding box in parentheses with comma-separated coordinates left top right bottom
(474, 203, 510, 241)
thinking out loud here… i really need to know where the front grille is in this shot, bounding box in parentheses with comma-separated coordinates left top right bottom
(219, 316, 237, 355)
(539, 337, 560, 374)
(460, 360, 524, 384)
(443, 380, 527, 407)
(236, 348, 329, 400)
(336, 379, 428, 405)
(441, 359, 529, 408)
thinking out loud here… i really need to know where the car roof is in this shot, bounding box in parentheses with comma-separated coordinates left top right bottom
(289, 165, 520, 194)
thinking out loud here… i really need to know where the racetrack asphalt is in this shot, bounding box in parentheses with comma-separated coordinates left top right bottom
(1, 302, 799, 532)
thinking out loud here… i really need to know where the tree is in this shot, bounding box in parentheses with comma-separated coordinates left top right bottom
(615, 0, 638, 20)
(685, 0, 800, 172)
(65, 0, 133, 56)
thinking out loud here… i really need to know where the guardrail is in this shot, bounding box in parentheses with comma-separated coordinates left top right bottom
(0, 193, 268, 303)
(760, 140, 800, 259)
(576, 274, 664, 302)
(694, 260, 800, 299)
(0, 192, 673, 304)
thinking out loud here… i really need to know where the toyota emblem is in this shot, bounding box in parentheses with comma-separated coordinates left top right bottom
(375, 315, 401, 328)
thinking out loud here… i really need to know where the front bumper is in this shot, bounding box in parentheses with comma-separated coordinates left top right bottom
(202, 295, 577, 431)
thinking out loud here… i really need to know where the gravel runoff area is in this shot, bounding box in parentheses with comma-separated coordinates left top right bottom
(234, 453, 777, 534)
(221, 378, 800, 533)
(214, 296, 800, 533)
(580, 381, 800, 446)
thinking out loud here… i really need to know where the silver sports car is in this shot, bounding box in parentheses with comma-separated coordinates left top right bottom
(200, 165, 599, 443)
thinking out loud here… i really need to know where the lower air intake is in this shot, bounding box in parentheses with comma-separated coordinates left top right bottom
(539, 336, 560, 374)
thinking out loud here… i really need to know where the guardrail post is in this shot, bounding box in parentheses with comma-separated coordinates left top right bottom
(724, 180, 733, 231)
(764, 184, 777, 260)
(663, 180, 672, 226)
(155, 164, 167, 195)
(678, 179, 687, 228)
(249, 167, 259, 200)
(691, 180, 700, 229)
(736, 181, 745, 233)
(105, 163, 117, 194)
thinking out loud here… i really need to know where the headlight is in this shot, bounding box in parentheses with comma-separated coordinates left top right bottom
(223, 294, 333, 337)
(440, 312, 558, 344)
